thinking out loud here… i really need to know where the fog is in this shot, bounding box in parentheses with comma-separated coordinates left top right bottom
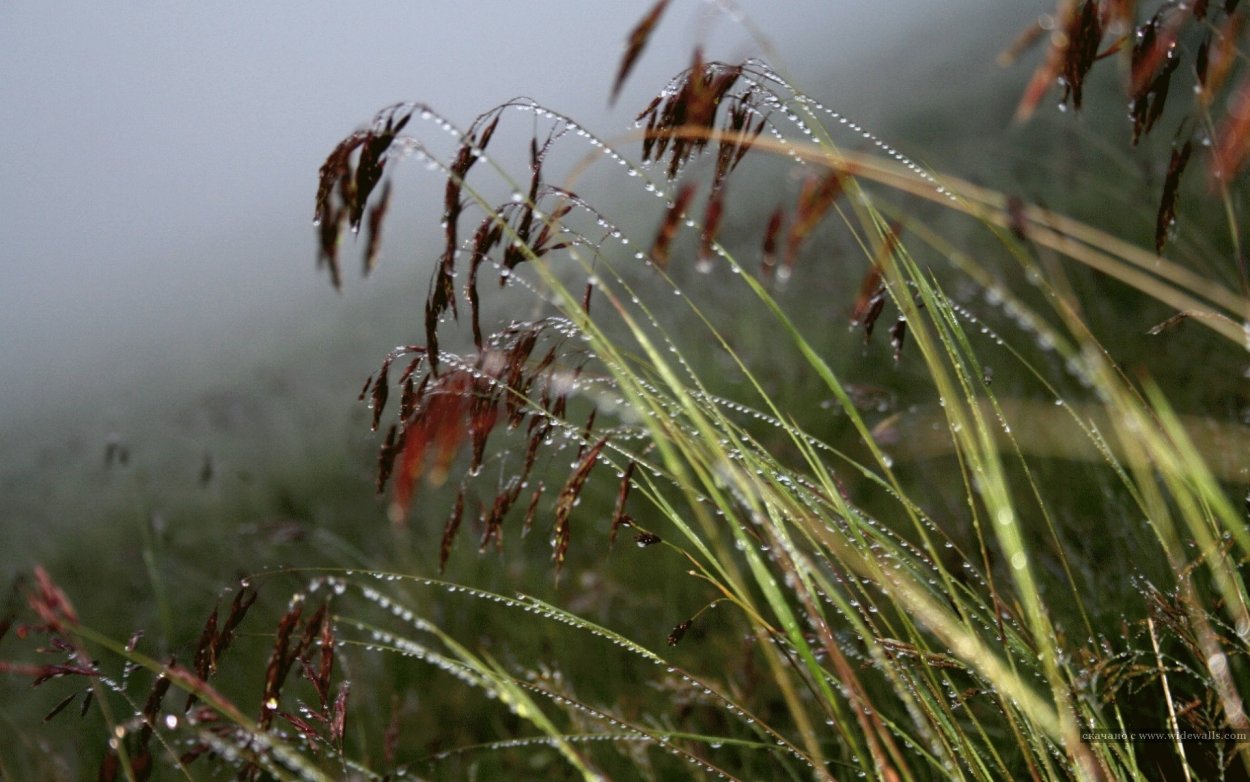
(0, 1, 1029, 426)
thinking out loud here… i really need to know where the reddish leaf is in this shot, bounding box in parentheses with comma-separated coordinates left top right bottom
(467, 219, 502, 350)
(185, 585, 256, 713)
(521, 417, 552, 487)
(1129, 11, 1183, 144)
(697, 184, 726, 273)
(998, 17, 1046, 67)
(574, 408, 598, 463)
(43, 691, 77, 722)
(369, 358, 391, 432)
(399, 353, 426, 386)
(383, 695, 402, 766)
(522, 484, 544, 538)
(760, 207, 784, 280)
(376, 424, 400, 494)
(1015, 0, 1079, 121)
(138, 665, 173, 755)
(649, 184, 696, 269)
(715, 102, 751, 187)
(99, 751, 120, 782)
(1155, 140, 1192, 254)
(737, 115, 768, 170)
(850, 264, 886, 340)
(553, 438, 608, 578)
(1130, 12, 1178, 98)
(783, 171, 845, 277)
(315, 131, 367, 227)
(686, 60, 741, 156)
(399, 377, 417, 422)
(351, 109, 411, 230)
(331, 682, 350, 746)
(28, 566, 77, 632)
(258, 600, 306, 730)
(501, 144, 546, 276)
(317, 615, 335, 709)
(667, 619, 693, 646)
(634, 532, 662, 547)
(467, 382, 500, 475)
(475, 112, 502, 155)
(609, 461, 636, 546)
(317, 205, 345, 291)
(424, 279, 443, 376)
(1196, 34, 1211, 90)
(611, 0, 671, 105)
(1200, 13, 1244, 104)
(1147, 311, 1193, 335)
(30, 662, 99, 687)
(481, 478, 521, 553)
(1061, 0, 1102, 110)
(279, 710, 322, 745)
(393, 377, 472, 516)
(363, 179, 392, 276)
(1006, 195, 1029, 241)
(191, 605, 219, 681)
(890, 317, 907, 363)
(439, 488, 466, 574)
(1212, 79, 1250, 182)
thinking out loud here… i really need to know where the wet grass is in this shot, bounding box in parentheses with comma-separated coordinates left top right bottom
(3, 2, 1250, 780)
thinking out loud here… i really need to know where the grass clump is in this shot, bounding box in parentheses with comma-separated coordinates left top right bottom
(3, 1, 1250, 779)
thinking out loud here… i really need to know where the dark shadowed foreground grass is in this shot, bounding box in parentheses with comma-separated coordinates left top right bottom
(3, 2, 1250, 780)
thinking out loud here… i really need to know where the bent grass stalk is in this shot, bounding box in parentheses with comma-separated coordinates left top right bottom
(517, 137, 1079, 777)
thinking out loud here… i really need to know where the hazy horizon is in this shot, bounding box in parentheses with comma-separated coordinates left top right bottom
(0, 1, 1029, 429)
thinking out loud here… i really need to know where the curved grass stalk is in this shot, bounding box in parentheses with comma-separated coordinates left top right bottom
(323, 571, 817, 779)
(63, 622, 337, 782)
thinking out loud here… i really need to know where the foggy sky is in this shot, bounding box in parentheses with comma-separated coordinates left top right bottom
(0, 1, 1013, 421)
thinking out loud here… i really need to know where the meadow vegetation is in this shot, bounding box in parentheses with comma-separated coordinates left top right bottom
(3, 1, 1250, 780)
